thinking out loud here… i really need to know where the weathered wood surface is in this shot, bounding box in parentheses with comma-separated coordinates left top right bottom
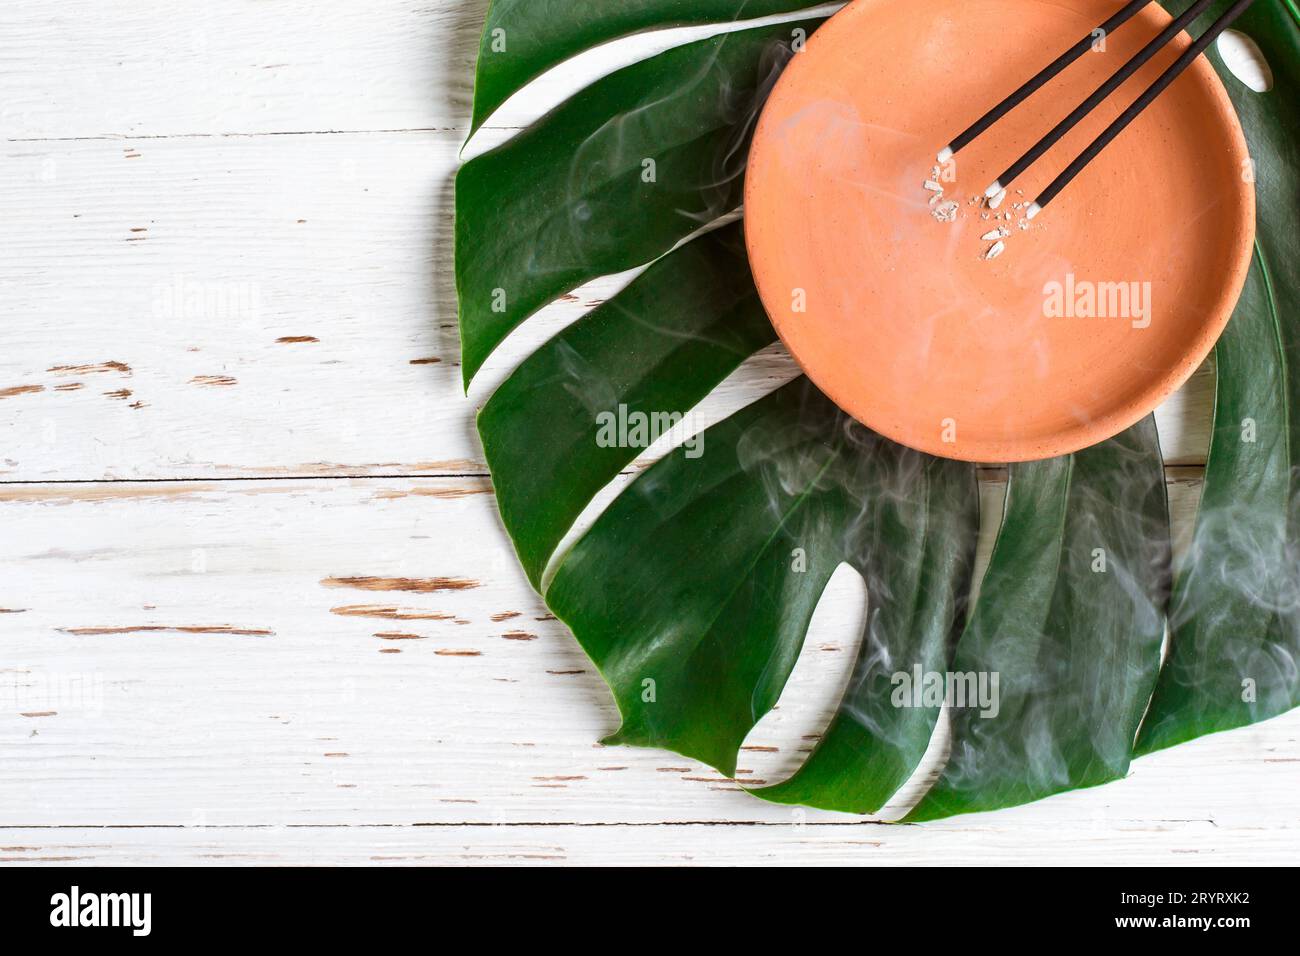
(1, 0, 1294, 865)
(3, 476, 1298, 862)
(0, 129, 1215, 481)
(0, 820, 1289, 866)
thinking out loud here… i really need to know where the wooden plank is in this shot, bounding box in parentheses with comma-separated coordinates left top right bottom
(0, 131, 1214, 482)
(0, 0, 486, 139)
(0, 818, 1290, 866)
(1, 1, 848, 141)
(3, 0, 1285, 868)
(4, 474, 1297, 833)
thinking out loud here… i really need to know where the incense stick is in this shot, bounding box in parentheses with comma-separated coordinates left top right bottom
(1028, 0, 1258, 218)
(985, 0, 1217, 198)
(937, 0, 1153, 164)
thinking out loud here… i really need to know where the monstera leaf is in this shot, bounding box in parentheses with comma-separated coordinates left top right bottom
(547, 377, 979, 813)
(1136, 0, 1300, 754)
(468, 0, 821, 134)
(456, 0, 1300, 819)
(908, 419, 1170, 821)
(456, 15, 824, 385)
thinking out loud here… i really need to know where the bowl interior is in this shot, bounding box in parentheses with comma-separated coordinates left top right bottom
(744, 0, 1255, 462)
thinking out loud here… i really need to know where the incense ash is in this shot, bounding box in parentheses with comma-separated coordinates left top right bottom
(922, 171, 1027, 260)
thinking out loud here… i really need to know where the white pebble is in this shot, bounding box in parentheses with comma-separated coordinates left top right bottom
(923, 180, 943, 192)
(983, 240, 1006, 260)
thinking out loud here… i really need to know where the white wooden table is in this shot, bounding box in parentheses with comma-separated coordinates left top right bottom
(1, 0, 1295, 866)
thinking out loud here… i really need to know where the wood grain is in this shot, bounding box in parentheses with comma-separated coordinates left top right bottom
(1, 0, 1291, 866)
(3, 475, 1297, 849)
(0, 129, 1215, 481)
(0, 0, 487, 139)
(0, 0, 844, 141)
(0, 819, 1291, 866)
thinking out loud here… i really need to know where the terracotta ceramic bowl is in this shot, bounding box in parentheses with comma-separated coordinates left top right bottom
(745, 0, 1255, 462)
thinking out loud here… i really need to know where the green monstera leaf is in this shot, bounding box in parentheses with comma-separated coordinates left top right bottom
(1136, 0, 1300, 754)
(468, 0, 821, 134)
(908, 419, 1170, 821)
(455, 16, 824, 385)
(457, 0, 1299, 819)
(478, 224, 778, 588)
(547, 377, 979, 813)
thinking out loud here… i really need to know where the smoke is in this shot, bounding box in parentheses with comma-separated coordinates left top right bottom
(551, 29, 801, 291)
